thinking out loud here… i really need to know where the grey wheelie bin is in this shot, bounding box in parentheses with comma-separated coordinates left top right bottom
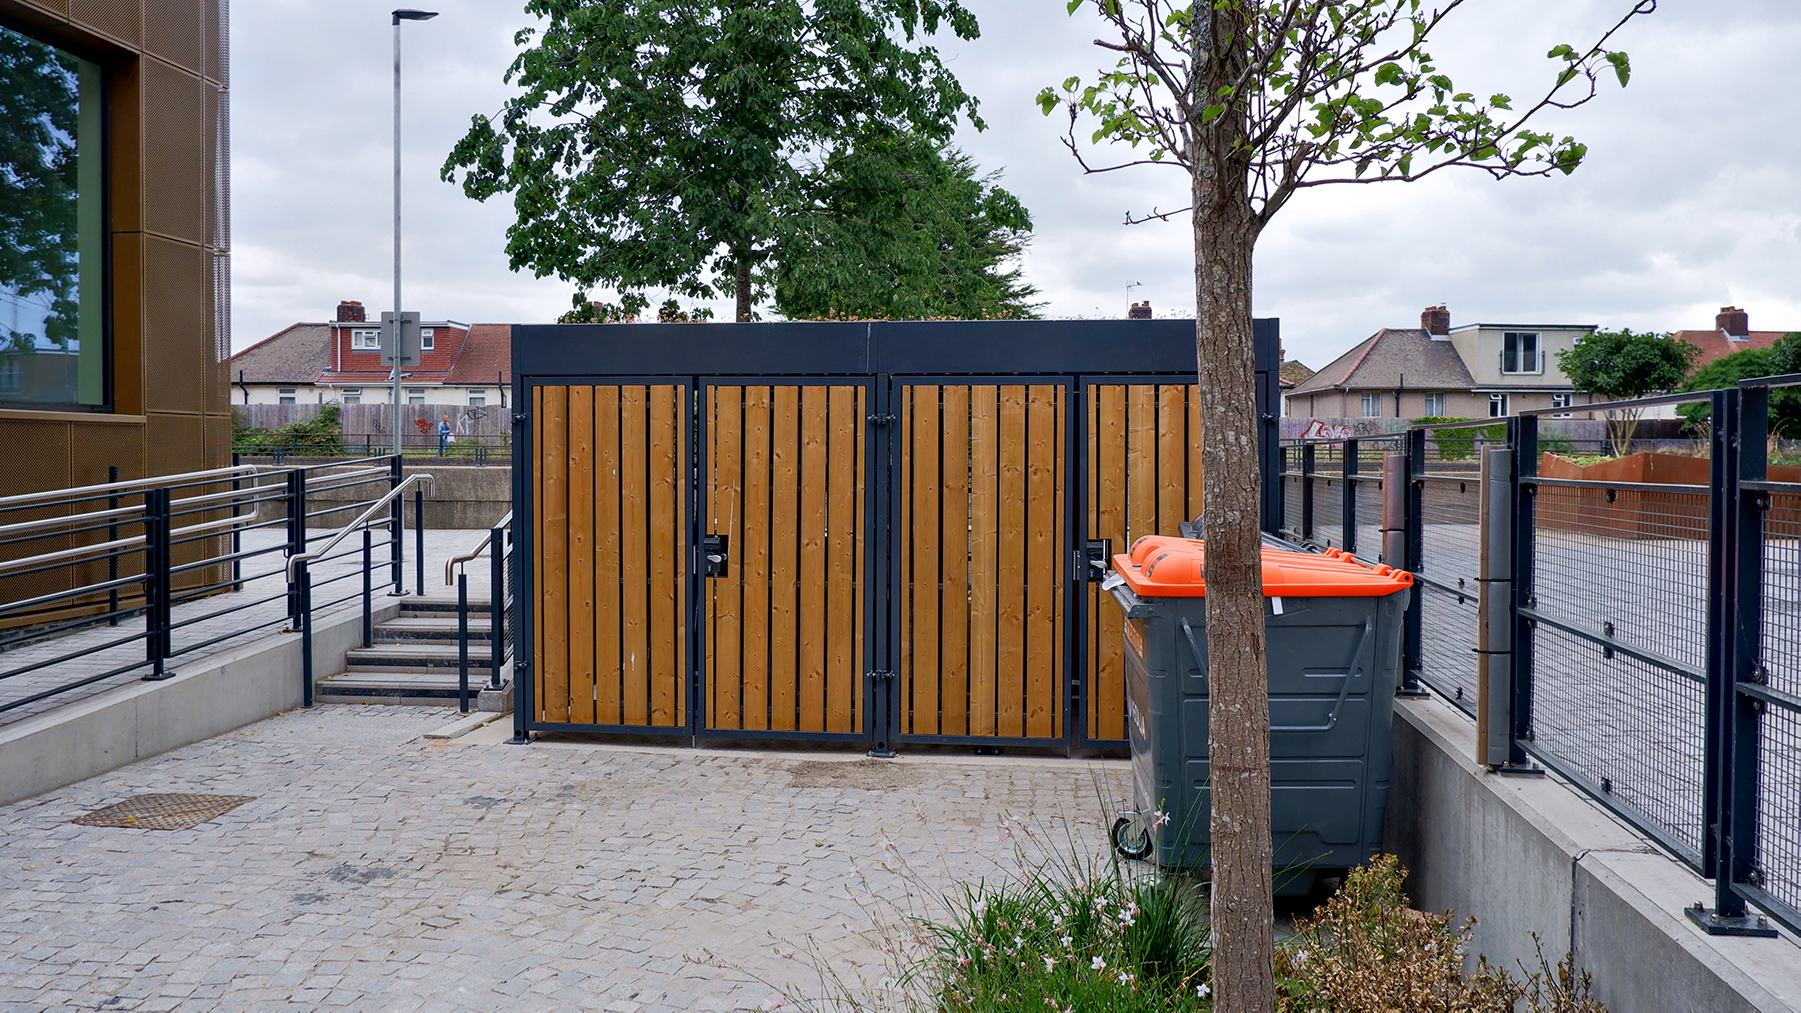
(1102, 535, 1413, 893)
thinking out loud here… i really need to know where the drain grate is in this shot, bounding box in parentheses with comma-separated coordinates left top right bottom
(71, 793, 256, 831)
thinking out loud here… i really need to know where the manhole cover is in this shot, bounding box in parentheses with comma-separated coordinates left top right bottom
(71, 793, 256, 831)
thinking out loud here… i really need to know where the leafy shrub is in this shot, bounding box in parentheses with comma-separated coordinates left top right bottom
(232, 403, 346, 455)
(1412, 417, 1507, 462)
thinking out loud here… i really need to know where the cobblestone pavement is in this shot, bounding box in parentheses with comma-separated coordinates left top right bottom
(0, 528, 494, 728)
(0, 705, 1132, 1011)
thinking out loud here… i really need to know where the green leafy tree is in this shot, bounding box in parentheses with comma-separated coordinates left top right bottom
(1041, 2, 1653, 1006)
(773, 135, 1041, 320)
(442, 0, 994, 323)
(0, 29, 81, 353)
(1556, 328, 1697, 455)
(1677, 334, 1801, 436)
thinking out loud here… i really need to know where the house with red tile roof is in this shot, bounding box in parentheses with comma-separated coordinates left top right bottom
(1671, 306, 1794, 372)
(229, 301, 512, 408)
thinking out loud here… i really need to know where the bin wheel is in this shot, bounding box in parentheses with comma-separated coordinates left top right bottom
(1110, 813, 1153, 860)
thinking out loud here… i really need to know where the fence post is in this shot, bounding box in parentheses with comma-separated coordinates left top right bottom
(414, 486, 425, 596)
(1506, 415, 1539, 772)
(362, 528, 373, 648)
(142, 487, 176, 681)
(1274, 444, 1289, 536)
(1476, 447, 1514, 766)
(458, 571, 471, 714)
(1343, 438, 1359, 555)
(389, 455, 404, 594)
(1301, 442, 1316, 543)
(490, 524, 505, 691)
(298, 560, 314, 708)
(1401, 428, 1427, 695)
(1381, 454, 1406, 572)
(107, 465, 120, 625)
(229, 454, 243, 592)
(285, 469, 307, 629)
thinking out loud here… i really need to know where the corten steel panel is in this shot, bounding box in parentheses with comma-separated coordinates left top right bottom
(1085, 383, 1204, 743)
(142, 236, 207, 413)
(0, 421, 75, 612)
(140, 59, 206, 243)
(897, 384, 1067, 742)
(108, 232, 145, 416)
(71, 0, 142, 45)
(145, 412, 213, 592)
(703, 384, 866, 736)
(109, 60, 144, 236)
(144, 0, 202, 72)
(14, 0, 73, 17)
(204, 0, 223, 83)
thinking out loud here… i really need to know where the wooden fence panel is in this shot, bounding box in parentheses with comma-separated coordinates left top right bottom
(1085, 383, 1203, 742)
(533, 384, 686, 727)
(703, 384, 865, 735)
(899, 384, 1066, 741)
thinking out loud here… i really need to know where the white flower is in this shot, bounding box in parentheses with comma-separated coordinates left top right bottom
(1151, 809, 1172, 830)
(1197, 983, 1211, 998)
(1013, 934, 1025, 949)
(1118, 912, 1135, 928)
(1043, 955, 1057, 972)
(1051, 911, 1063, 927)
(1294, 947, 1309, 964)
(1091, 955, 1107, 971)
(1059, 935, 1072, 949)
(1118, 971, 1134, 985)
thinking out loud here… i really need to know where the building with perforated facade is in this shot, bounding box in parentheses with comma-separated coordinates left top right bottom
(0, 0, 230, 496)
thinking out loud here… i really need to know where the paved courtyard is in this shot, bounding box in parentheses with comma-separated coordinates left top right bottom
(0, 705, 1131, 1011)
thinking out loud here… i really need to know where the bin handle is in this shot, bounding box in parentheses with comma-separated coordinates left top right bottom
(1180, 616, 1372, 734)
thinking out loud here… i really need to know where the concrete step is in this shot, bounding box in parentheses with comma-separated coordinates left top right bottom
(374, 616, 492, 642)
(398, 597, 494, 618)
(344, 643, 492, 670)
(316, 667, 502, 703)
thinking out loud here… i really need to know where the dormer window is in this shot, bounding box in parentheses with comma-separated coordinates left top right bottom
(1502, 332, 1542, 374)
(350, 328, 380, 351)
(421, 328, 435, 351)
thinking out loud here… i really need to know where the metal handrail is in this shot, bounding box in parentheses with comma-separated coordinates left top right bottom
(444, 511, 512, 586)
(285, 473, 433, 581)
(0, 464, 263, 512)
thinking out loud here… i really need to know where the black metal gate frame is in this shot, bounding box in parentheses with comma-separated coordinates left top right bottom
(509, 320, 1283, 755)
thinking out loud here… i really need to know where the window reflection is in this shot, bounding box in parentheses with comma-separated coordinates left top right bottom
(0, 23, 105, 410)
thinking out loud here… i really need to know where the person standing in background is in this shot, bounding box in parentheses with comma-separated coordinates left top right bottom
(436, 415, 451, 457)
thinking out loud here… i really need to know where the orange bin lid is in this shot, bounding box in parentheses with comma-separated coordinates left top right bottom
(1111, 536, 1412, 598)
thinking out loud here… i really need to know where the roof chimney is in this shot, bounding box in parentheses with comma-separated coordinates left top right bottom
(1421, 305, 1450, 336)
(336, 300, 366, 323)
(1717, 306, 1749, 338)
(1128, 301, 1152, 319)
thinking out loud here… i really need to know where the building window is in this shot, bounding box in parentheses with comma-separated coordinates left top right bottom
(407, 388, 426, 405)
(467, 389, 486, 406)
(341, 387, 361, 405)
(1422, 392, 1446, 416)
(1550, 392, 1573, 418)
(1359, 393, 1381, 417)
(350, 328, 380, 350)
(1502, 332, 1542, 374)
(421, 328, 435, 351)
(278, 388, 297, 405)
(0, 358, 20, 394)
(0, 24, 106, 410)
(1489, 393, 1510, 417)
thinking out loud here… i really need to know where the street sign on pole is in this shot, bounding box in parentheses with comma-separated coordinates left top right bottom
(380, 311, 422, 368)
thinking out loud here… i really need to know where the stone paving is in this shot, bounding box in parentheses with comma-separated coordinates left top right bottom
(0, 704, 1133, 1011)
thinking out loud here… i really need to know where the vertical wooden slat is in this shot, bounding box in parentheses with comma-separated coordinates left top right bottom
(531, 386, 545, 721)
(939, 385, 970, 737)
(898, 387, 912, 735)
(567, 385, 596, 725)
(595, 385, 622, 725)
(711, 387, 743, 730)
(1159, 385, 1186, 534)
(1128, 384, 1157, 548)
(619, 386, 649, 725)
(826, 385, 857, 734)
(911, 386, 941, 735)
(538, 386, 569, 724)
(742, 386, 772, 730)
(996, 386, 1026, 738)
(798, 387, 829, 731)
(1091, 385, 1128, 741)
(1024, 385, 1056, 739)
(1053, 388, 1066, 739)
(968, 387, 999, 737)
(1186, 384, 1205, 520)
(853, 386, 867, 731)
(769, 386, 800, 731)
(648, 385, 681, 726)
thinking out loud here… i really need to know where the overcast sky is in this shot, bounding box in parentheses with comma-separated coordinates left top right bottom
(229, 1, 1801, 370)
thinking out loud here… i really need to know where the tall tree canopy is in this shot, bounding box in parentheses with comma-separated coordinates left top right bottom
(773, 134, 1040, 320)
(1678, 334, 1801, 437)
(1557, 328, 1697, 454)
(443, 0, 1030, 322)
(1043, 1, 1654, 1007)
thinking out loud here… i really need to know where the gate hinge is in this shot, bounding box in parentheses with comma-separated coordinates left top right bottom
(512, 412, 529, 424)
(867, 413, 896, 425)
(865, 670, 896, 684)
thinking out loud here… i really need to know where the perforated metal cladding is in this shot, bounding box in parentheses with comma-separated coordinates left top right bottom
(143, 238, 208, 414)
(72, 0, 141, 45)
(141, 60, 206, 243)
(0, 421, 74, 612)
(19, 0, 73, 16)
(206, 0, 225, 85)
(145, 0, 203, 72)
(209, 83, 228, 252)
(145, 414, 216, 592)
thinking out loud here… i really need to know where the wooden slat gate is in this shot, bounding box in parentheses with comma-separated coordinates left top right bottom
(514, 322, 1281, 753)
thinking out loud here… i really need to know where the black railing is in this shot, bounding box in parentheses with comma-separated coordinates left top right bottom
(445, 510, 515, 714)
(1273, 381, 1801, 939)
(0, 455, 429, 718)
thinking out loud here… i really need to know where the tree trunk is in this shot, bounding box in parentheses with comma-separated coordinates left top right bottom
(734, 250, 753, 322)
(1192, 44, 1274, 1009)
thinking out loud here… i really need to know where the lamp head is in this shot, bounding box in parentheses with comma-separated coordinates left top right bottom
(392, 9, 439, 23)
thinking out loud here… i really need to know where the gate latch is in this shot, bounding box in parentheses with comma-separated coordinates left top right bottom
(866, 670, 896, 684)
(1083, 539, 1113, 582)
(867, 412, 896, 425)
(701, 534, 729, 578)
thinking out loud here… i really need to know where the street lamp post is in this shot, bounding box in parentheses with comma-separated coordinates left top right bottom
(391, 9, 438, 457)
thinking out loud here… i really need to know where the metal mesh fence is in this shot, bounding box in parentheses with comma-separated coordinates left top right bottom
(1354, 473, 1385, 564)
(1417, 579, 1478, 714)
(1283, 473, 1303, 540)
(1758, 702, 1801, 921)
(1764, 491, 1801, 697)
(1530, 622, 1707, 860)
(1413, 439, 1483, 709)
(1313, 464, 1344, 550)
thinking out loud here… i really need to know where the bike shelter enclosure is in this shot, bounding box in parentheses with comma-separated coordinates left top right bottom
(511, 319, 1281, 753)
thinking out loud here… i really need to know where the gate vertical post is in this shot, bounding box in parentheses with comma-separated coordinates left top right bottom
(1381, 454, 1406, 572)
(1301, 443, 1316, 544)
(1401, 428, 1427, 695)
(868, 375, 895, 758)
(1343, 438, 1359, 555)
(389, 455, 404, 593)
(285, 469, 306, 629)
(1507, 415, 1539, 771)
(511, 383, 532, 744)
(1476, 447, 1513, 767)
(142, 487, 175, 680)
(688, 379, 703, 739)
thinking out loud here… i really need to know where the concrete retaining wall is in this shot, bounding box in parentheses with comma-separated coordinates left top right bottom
(0, 602, 398, 805)
(1386, 694, 1801, 1012)
(247, 464, 512, 531)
